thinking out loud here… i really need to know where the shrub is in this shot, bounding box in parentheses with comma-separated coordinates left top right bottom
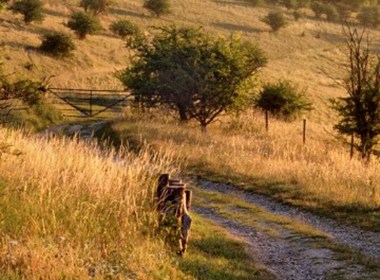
(143, 0, 170, 17)
(10, 0, 44, 24)
(79, 0, 113, 15)
(262, 11, 288, 32)
(283, 0, 310, 10)
(39, 32, 75, 58)
(67, 11, 101, 39)
(324, 4, 339, 22)
(293, 10, 303, 20)
(110, 19, 139, 39)
(310, 1, 325, 19)
(357, 6, 380, 27)
(255, 80, 312, 120)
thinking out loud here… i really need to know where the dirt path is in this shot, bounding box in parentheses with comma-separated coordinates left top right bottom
(192, 178, 380, 280)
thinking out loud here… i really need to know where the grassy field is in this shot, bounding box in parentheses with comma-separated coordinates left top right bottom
(107, 110, 380, 231)
(0, 126, 274, 278)
(1, 0, 379, 121)
(2, 0, 380, 277)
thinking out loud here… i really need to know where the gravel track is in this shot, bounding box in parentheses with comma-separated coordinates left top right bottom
(193, 179, 380, 280)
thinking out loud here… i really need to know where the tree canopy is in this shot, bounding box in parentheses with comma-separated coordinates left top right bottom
(118, 25, 267, 131)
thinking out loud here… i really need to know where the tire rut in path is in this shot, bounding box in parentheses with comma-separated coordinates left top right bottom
(192, 179, 380, 280)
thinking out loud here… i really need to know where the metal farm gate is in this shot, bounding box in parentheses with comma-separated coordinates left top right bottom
(49, 88, 131, 118)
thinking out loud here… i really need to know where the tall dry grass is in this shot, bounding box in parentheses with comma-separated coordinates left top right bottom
(0, 127, 183, 279)
(113, 110, 380, 228)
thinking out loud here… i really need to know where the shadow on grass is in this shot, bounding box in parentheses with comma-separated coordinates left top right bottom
(212, 22, 261, 33)
(213, 0, 255, 7)
(109, 8, 147, 18)
(180, 237, 264, 280)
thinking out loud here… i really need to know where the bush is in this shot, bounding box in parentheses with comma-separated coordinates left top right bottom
(255, 80, 312, 120)
(262, 11, 288, 32)
(79, 0, 113, 15)
(324, 4, 339, 22)
(39, 32, 75, 58)
(283, 0, 310, 10)
(143, 0, 170, 17)
(357, 6, 380, 27)
(293, 10, 303, 20)
(10, 0, 44, 24)
(110, 19, 139, 39)
(310, 1, 325, 19)
(67, 11, 101, 39)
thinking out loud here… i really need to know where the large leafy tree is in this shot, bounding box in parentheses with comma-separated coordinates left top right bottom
(332, 26, 380, 163)
(118, 25, 267, 131)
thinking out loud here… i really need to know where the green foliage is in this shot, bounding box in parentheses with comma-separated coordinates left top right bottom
(39, 32, 75, 58)
(10, 0, 44, 24)
(255, 80, 312, 120)
(324, 4, 339, 22)
(247, 0, 266, 6)
(118, 25, 267, 130)
(282, 0, 310, 10)
(262, 11, 288, 32)
(110, 19, 140, 39)
(67, 11, 102, 39)
(0, 63, 50, 127)
(357, 6, 380, 27)
(310, 1, 325, 19)
(143, 0, 171, 17)
(293, 10, 303, 20)
(79, 0, 113, 15)
(332, 27, 380, 162)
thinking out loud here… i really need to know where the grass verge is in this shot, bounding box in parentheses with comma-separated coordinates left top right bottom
(103, 111, 380, 231)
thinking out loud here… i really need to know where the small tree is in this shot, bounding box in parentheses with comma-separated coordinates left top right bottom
(143, 0, 170, 17)
(118, 25, 267, 131)
(39, 32, 75, 58)
(10, 0, 44, 24)
(255, 80, 312, 120)
(110, 19, 140, 39)
(79, 0, 113, 15)
(67, 12, 101, 39)
(262, 11, 288, 32)
(332, 26, 380, 163)
(1, 62, 46, 121)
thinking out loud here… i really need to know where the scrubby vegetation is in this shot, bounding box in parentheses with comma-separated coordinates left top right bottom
(39, 32, 75, 58)
(1, 0, 380, 276)
(10, 0, 44, 24)
(255, 80, 312, 120)
(67, 11, 102, 39)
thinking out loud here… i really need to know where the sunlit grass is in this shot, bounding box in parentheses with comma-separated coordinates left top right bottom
(110, 110, 380, 230)
(0, 126, 180, 278)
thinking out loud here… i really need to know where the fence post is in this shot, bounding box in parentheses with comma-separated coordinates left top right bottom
(350, 133, 354, 159)
(303, 119, 307, 145)
(89, 90, 93, 117)
(265, 111, 269, 132)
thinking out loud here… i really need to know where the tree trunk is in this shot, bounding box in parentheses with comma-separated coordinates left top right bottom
(177, 104, 188, 122)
